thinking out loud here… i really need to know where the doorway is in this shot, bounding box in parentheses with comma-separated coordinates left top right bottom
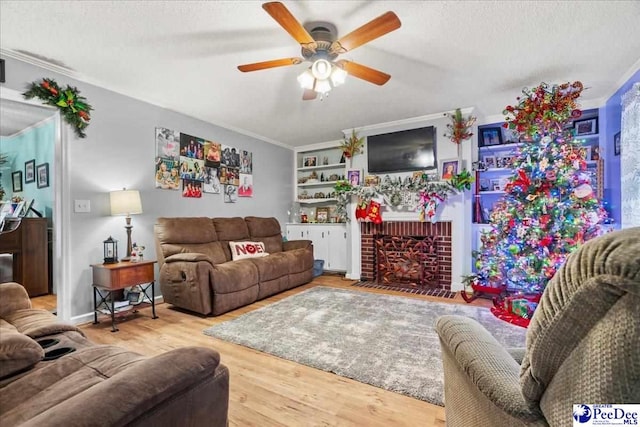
(0, 88, 70, 319)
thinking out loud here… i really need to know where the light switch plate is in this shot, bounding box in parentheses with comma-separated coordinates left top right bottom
(74, 199, 91, 213)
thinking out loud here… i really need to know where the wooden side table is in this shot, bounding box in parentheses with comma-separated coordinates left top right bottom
(91, 260, 158, 332)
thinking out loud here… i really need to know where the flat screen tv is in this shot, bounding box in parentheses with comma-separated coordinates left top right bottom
(367, 126, 437, 173)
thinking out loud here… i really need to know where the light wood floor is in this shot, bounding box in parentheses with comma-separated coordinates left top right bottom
(33, 276, 491, 427)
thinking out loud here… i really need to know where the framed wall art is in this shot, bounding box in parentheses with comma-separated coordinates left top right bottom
(12, 171, 22, 192)
(347, 169, 361, 186)
(574, 118, 598, 136)
(439, 158, 460, 180)
(614, 131, 621, 156)
(24, 159, 36, 184)
(36, 163, 49, 189)
(478, 127, 503, 147)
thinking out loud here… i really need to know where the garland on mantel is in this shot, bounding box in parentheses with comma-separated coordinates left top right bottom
(334, 171, 473, 223)
(23, 78, 93, 138)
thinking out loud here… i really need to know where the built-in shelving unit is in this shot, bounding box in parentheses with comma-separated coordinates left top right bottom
(294, 141, 347, 222)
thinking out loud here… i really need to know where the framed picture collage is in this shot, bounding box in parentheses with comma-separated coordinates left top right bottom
(154, 127, 253, 203)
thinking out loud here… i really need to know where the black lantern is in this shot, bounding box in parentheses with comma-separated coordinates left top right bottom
(103, 236, 118, 264)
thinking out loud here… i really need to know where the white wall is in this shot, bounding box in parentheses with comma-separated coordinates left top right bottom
(1, 57, 294, 320)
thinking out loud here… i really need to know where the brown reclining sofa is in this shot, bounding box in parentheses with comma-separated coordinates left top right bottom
(0, 282, 229, 427)
(154, 216, 314, 316)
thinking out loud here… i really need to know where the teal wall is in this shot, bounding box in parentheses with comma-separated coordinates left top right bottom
(0, 117, 55, 223)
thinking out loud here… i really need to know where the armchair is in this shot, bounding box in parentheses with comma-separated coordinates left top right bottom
(436, 227, 640, 426)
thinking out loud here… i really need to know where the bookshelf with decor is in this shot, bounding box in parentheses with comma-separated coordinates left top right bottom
(290, 140, 348, 272)
(294, 140, 347, 218)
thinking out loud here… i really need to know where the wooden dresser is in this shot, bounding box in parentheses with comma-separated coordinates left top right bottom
(0, 218, 49, 297)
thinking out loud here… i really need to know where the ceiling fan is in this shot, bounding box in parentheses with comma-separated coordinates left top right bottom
(237, 2, 401, 100)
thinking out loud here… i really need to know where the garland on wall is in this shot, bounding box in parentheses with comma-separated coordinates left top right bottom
(23, 78, 93, 138)
(334, 171, 473, 223)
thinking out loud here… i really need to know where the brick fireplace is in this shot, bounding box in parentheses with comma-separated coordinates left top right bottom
(360, 221, 452, 291)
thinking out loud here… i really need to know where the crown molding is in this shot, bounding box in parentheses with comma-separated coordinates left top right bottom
(341, 107, 475, 137)
(1, 49, 293, 151)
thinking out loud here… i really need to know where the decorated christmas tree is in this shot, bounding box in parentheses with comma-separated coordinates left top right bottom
(470, 81, 607, 325)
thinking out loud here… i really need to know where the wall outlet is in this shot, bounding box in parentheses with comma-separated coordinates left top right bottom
(74, 199, 91, 213)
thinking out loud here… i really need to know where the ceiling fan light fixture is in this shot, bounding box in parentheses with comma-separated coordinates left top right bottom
(314, 78, 332, 95)
(297, 69, 315, 90)
(311, 59, 332, 80)
(330, 66, 348, 87)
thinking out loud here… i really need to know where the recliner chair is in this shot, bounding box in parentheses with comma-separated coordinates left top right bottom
(436, 227, 640, 427)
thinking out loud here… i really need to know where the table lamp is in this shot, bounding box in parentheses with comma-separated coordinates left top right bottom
(109, 188, 143, 261)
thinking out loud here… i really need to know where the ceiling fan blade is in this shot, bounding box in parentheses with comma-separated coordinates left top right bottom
(330, 11, 401, 54)
(262, 2, 316, 51)
(237, 57, 303, 72)
(338, 60, 391, 86)
(302, 89, 317, 101)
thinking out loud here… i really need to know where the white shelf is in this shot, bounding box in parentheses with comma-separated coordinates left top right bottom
(573, 134, 599, 140)
(297, 163, 345, 172)
(297, 198, 338, 204)
(297, 180, 338, 187)
(478, 190, 505, 195)
(481, 167, 511, 172)
(479, 142, 523, 151)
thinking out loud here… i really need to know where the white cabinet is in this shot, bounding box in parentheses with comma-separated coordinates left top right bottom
(286, 223, 347, 272)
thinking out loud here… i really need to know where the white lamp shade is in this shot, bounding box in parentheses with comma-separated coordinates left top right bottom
(314, 79, 332, 94)
(297, 69, 315, 90)
(110, 189, 143, 216)
(330, 66, 348, 87)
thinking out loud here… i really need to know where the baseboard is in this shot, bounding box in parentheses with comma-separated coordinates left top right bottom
(70, 295, 164, 326)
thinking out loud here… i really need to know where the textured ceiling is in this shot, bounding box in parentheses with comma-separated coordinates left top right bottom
(1, 1, 639, 147)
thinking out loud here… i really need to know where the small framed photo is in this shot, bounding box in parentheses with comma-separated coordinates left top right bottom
(614, 132, 621, 156)
(315, 207, 330, 223)
(12, 171, 23, 192)
(479, 179, 490, 191)
(582, 146, 592, 161)
(591, 146, 600, 161)
(483, 155, 497, 169)
(303, 156, 317, 167)
(479, 127, 503, 147)
(501, 156, 513, 168)
(439, 158, 460, 180)
(24, 159, 36, 183)
(36, 163, 50, 189)
(491, 179, 501, 191)
(347, 169, 361, 186)
(364, 175, 380, 187)
(574, 118, 598, 136)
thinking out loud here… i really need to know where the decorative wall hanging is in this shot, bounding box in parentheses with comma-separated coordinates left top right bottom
(340, 130, 365, 168)
(23, 78, 93, 138)
(155, 128, 180, 190)
(444, 108, 476, 159)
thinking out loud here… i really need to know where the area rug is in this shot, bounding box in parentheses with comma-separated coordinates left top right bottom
(203, 286, 526, 406)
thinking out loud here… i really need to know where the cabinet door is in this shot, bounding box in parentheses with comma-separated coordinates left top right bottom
(326, 226, 347, 271)
(286, 225, 307, 241)
(307, 227, 329, 263)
